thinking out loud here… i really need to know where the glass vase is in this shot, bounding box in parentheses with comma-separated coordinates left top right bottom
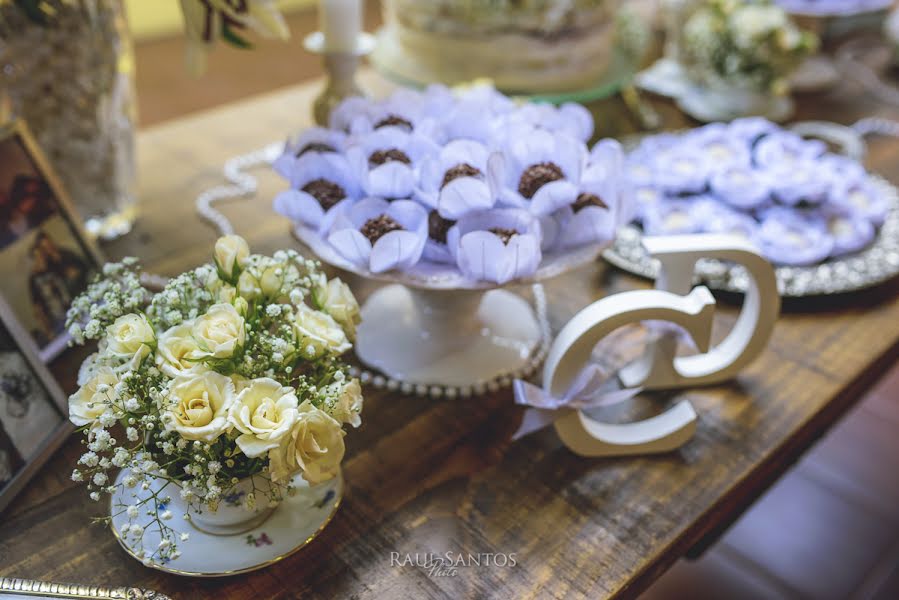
(0, 0, 138, 240)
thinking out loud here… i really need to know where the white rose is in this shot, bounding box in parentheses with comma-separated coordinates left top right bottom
(323, 379, 363, 428)
(228, 378, 299, 457)
(156, 322, 207, 378)
(192, 303, 246, 359)
(268, 401, 345, 484)
(314, 278, 361, 339)
(162, 372, 235, 442)
(105, 314, 155, 364)
(217, 285, 237, 304)
(69, 366, 119, 426)
(214, 235, 250, 280)
(294, 304, 351, 357)
(237, 270, 260, 301)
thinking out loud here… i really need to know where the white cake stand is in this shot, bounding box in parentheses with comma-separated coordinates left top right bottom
(293, 223, 608, 395)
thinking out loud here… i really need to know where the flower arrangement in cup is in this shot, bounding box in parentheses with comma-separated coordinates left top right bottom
(679, 0, 818, 96)
(273, 84, 632, 286)
(64, 235, 362, 563)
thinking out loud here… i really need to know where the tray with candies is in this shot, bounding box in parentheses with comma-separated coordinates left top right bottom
(604, 119, 899, 296)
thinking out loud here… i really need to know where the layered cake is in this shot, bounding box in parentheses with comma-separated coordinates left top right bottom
(374, 0, 622, 94)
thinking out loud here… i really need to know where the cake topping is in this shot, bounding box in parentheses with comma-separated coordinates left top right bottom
(295, 142, 337, 157)
(440, 163, 483, 189)
(374, 115, 414, 132)
(572, 192, 608, 213)
(519, 162, 564, 199)
(301, 179, 346, 210)
(369, 148, 412, 168)
(361, 215, 404, 244)
(489, 227, 518, 245)
(428, 211, 456, 244)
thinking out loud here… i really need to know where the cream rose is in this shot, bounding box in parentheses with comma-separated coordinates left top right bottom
(228, 378, 299, 457)
(269, 401, 345, 484)
(294, 304, 351, 357)
(68, 366, 119, 426)
(162, 372, 235, 442)
(156, 322, 207, 378)
(192, 303, 246, 359)
(214, 234, 250, 280)
(105, 314, 155, 364)
(323, 379, 363, 428)
(314, 278, 361, 339)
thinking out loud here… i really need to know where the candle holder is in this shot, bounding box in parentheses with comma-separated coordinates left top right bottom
(304, 31, 376, 126)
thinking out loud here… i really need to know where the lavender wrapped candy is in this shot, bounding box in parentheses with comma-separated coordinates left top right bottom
(726, 117, 778, 143)
(831, 180, 892, 227)
(494, 128, 586, 217)
(652, 150, 710, 195)
(765, 163, 830, 206)
(347, 128, 439, 200)
(554, 139, 631, 249)
(447, 209, 543, 285)
(687, 128, 752, 174)
(272, 127, 347, 181)
(754, 208, 834, 266)
(642, 197, 709, 236)
(272, 152, 361, 231)
(506, 101, 595, 143)
(710, 166, 770, 209)
(415, 139, 498, 220)
(632, 186, 664, 224)
(753, 132, 826, 169)
(328, 198, 428, 273)
(826, 213, 876, 257)
(703, 208, 759, 240)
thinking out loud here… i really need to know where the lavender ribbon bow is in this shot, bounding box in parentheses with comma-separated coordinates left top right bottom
(512, 364, 642, 440)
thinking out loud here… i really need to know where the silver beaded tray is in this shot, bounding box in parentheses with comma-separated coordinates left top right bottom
(603, 174, 899, 297)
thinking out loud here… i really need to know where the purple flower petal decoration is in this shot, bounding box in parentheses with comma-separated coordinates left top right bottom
(727, 117, 778, 142)
(414, 139, 495, 219)
(621, 122, 884, 266)
(704, 208, 759, 241)
(448, 209, 543, 284)
(653, 150, 710, 195)
(831, 180, 891, 226)
(497, 129, 588, 215)
(765, 163, 829, 206)
(642, 198, 706, 236)
(327, 198, 428, 273)
(753, 132, 826, 169)
(710, 167, 770, 209)
(754, 208, 834, 266)
(272, 153, 361, 230)
(827, 214, 876, 256)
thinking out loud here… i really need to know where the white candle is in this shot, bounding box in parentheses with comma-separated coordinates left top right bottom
(319, 0, 362, 53)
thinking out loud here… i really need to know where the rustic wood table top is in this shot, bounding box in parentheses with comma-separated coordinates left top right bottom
(1, 71, 899, 600)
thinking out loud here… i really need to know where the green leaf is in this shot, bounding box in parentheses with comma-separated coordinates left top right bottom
(222, 21, 253, 50)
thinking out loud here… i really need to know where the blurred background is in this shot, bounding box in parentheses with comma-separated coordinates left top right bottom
(130, 0, 382, 125)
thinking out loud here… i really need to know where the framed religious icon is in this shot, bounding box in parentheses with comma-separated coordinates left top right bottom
(0, 294, 70, 514)
(0, 120, 103, 363)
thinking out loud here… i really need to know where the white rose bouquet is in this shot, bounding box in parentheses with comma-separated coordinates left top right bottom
(64, 235, 362, 563)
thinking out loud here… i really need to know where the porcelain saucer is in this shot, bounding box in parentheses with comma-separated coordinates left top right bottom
(109, 470, 342, 577)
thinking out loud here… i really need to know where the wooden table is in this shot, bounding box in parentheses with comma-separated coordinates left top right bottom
(2, 72, 899, 599)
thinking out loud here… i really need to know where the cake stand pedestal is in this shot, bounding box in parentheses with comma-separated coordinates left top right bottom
(292, 223, 607, 396)
(355, 285, 542, 387)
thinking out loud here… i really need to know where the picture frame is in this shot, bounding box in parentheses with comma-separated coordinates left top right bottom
(0, 120, 103, 363)
(0, 293, 71, 515)
(0, 577, 169, 599)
